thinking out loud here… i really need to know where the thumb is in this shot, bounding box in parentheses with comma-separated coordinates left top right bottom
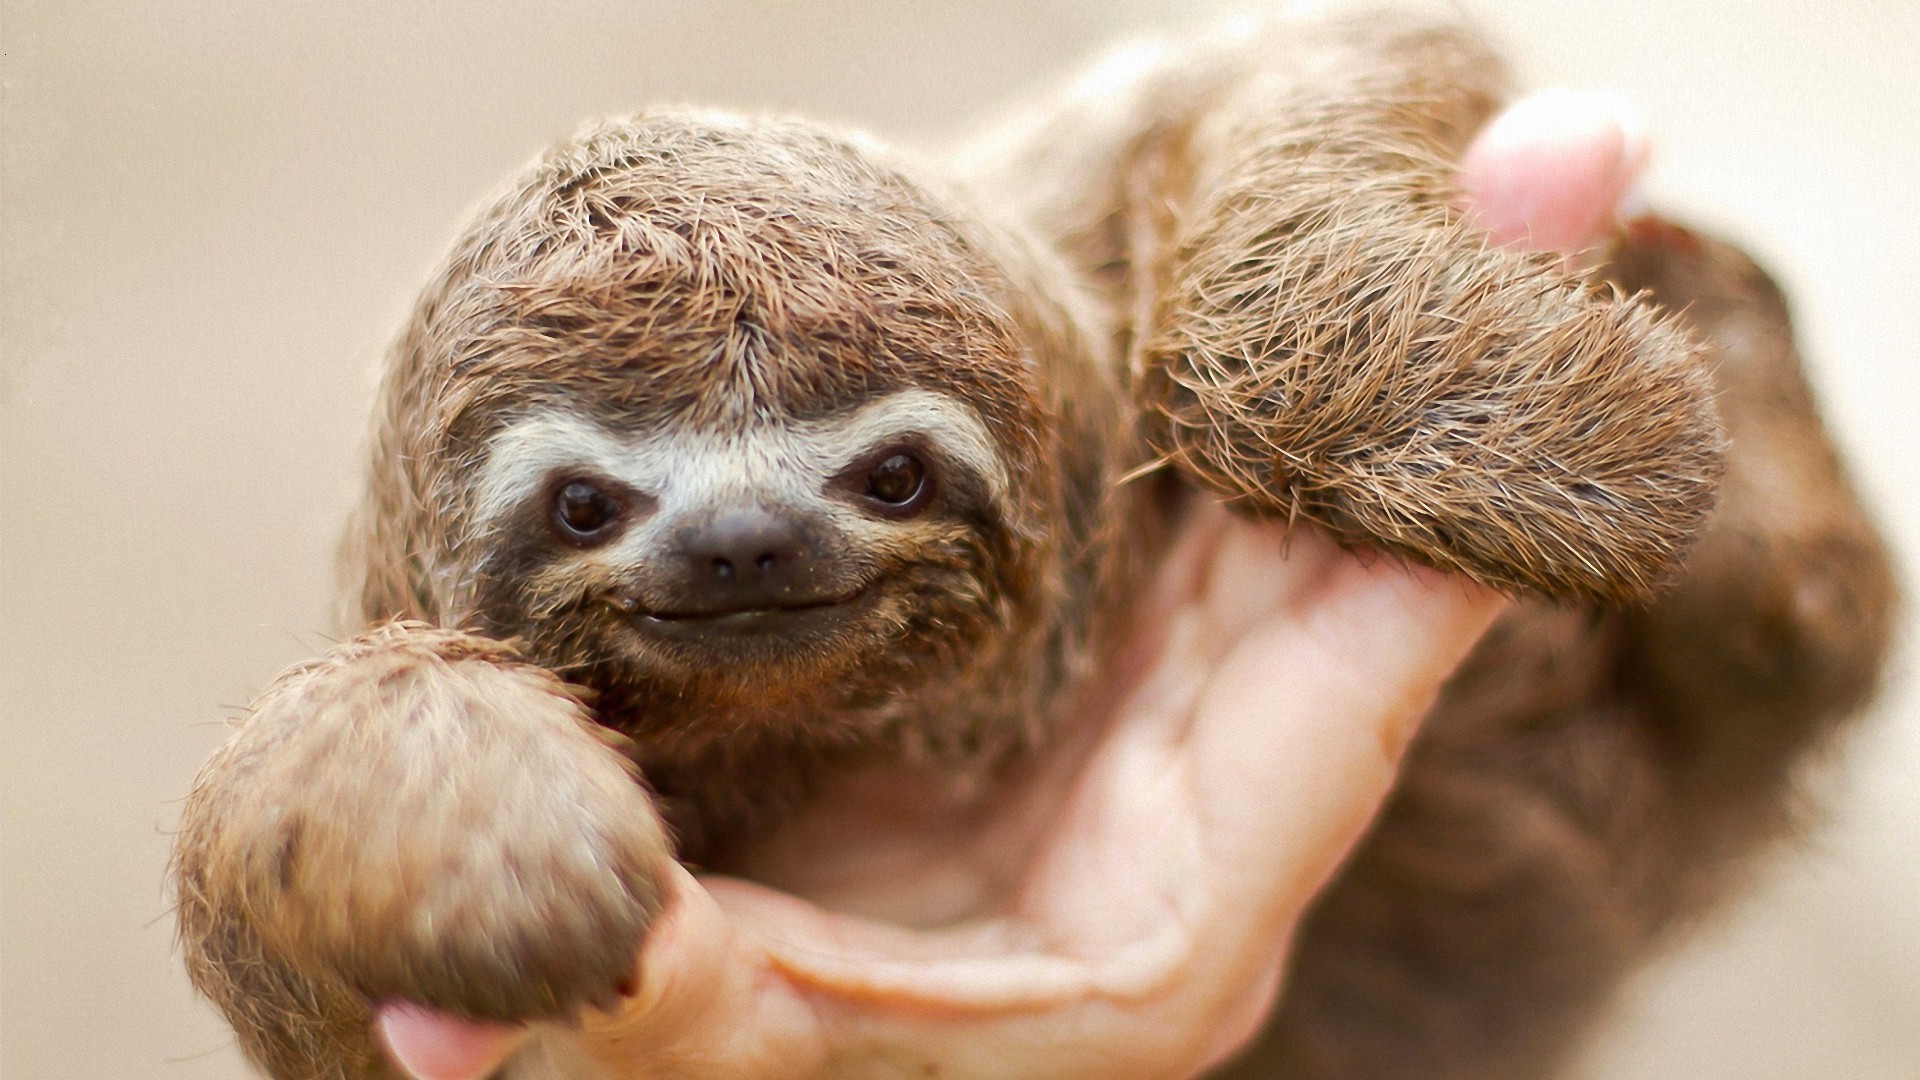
(1458, 86, 1649, 252)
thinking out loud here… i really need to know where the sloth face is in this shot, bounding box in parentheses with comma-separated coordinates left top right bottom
(360, 112, 1109, 745)
(462, 387, 1034, 735)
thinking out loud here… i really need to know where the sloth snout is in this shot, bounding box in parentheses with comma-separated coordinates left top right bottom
(672, 506, 817, 612)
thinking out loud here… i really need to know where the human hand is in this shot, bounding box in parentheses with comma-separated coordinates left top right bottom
(376, 88, 1650, 1080)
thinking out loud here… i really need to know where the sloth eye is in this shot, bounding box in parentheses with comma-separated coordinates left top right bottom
(551, 480, 623, 544)
(864, 450, 932, 512)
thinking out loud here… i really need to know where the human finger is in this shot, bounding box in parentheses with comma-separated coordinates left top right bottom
(374, 859, 829, 1080)
(1458, 86, 1649, 252)
(716, 524, 1504, 1079)
(375, 1004, 526, 1080)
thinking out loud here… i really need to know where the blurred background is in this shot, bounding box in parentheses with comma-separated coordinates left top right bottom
(3, 1, 1914, 1077)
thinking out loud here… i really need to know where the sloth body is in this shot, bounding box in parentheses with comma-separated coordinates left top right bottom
(174, 13, 1895, 1080)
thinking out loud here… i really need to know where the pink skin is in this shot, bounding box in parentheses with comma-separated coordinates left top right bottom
(375, 1006, 521, 1080)
(376, 88, 1651, 1080)
(1457, 87, 1649, 253)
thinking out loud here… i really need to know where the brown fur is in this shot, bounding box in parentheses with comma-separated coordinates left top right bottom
(1211, 218, 1898, 1080)
(173, 10, 1894, 1080)
(174, 625, 669, 1077)
(338, 111, 1131, 852)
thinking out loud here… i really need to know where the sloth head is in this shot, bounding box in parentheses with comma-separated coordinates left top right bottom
(345, 111, 1119, 744)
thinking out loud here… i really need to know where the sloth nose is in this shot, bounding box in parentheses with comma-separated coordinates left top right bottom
(676, 507, 814, 610)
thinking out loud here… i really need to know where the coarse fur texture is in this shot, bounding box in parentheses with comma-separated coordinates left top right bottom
(174, 626, 670, 1077)
(172, 10, 1895, 1080)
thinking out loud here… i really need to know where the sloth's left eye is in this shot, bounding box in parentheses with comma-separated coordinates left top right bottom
(864, 450, 932, 512)
(552, 480, 623, 544)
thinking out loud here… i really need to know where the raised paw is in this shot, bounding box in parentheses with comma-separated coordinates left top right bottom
(173, 624, 672, 1080)
(1140, 74, 1723, 604)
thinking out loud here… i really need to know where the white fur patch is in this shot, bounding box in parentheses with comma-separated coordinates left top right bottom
(470, 389, 1008, 552)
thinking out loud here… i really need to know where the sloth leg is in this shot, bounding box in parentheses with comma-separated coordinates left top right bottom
(172, 624, 669, 1080)
(1603, 220, 1897, 847)
(1133, 14, 1722, 606)
(1212, 224, 1896, 1080)
(1214, 604, 1659, 1080)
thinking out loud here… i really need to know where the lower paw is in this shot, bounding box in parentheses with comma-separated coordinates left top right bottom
(174, 625, 673, 1076)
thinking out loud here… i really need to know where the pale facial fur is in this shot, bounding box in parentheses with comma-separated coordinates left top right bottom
(469, 388, 1009, 562)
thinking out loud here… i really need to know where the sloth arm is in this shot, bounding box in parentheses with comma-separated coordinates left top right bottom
(172, 625, 671, 1080)
(960, 5, 1894, 877)
(1214, 223, 1899, 1080)
(962, 16, 1896, 1080)
(955, 10, 1721, 606)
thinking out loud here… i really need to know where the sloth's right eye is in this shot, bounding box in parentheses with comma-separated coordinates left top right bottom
(551, 480, 623, 544)
(863, 449, 934, 515)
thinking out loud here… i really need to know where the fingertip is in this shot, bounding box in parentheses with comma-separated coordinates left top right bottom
(375, 1002, 525, 1080)
(1325, 555, 1510, 669)
(1459, 87, 1651, 252)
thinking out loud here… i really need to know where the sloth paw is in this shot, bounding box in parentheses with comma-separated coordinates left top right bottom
(1142, 90, 1722, 604)
(175, 625, 671, 1075)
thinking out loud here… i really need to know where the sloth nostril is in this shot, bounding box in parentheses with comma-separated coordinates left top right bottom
(676, 507, 815, 606)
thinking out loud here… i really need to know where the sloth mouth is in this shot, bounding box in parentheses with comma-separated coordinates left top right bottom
(621, 590, 870, 641)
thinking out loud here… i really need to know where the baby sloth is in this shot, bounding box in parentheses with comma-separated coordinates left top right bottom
(174, 12, 1895, 1080)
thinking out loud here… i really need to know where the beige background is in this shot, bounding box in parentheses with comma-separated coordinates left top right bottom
(3, 1, 1915, 1077)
